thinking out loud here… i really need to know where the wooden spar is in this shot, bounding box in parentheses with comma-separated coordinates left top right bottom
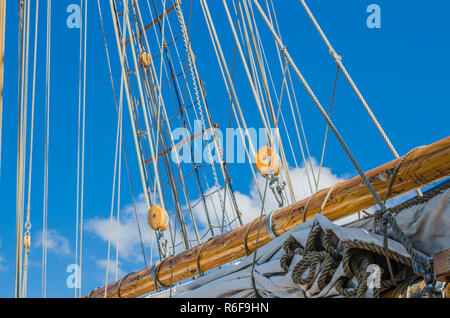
(85, 136, 450, 298)
(125, 3, 179, 46)
(0, 0, 5, 169)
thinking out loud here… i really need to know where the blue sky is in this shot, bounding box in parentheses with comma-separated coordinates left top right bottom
(0, 0, 449, 298)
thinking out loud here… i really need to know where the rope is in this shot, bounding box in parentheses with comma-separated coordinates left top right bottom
(96, 0, 147, 268)
(21, 0, 40, 298)
(301, 183, 337, 224)
(280, 226, 417, 297)
(41, 0, 52, 298)
(374, 146, 431, 280)
(0, 0, 5, 172)
(198, 0, 268, 216)
(104, 73, 123, 298)
(174, 0, 227, 224)
(297, 0, 423, 197)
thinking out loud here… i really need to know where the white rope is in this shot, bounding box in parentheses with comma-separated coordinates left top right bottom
(105, 73, 123, 297)
(74, 0, 87, 298)
(264, 0, 314, 195)
(42, 0, 51, 298)
(199, 0, 268, 216)
(0, 0, 5, 173)
(16, 0, 31, 298)
(74, 0, 83, 298)
(115, 84, 123, 282)
(21, 0, 40, 298)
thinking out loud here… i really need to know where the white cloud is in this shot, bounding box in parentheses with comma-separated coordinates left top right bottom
(34, 229, 71, 257)
(86, 159, 345, 264)
(0, 254, 6, 273)
(96, 258, 127, 280)
(0, 238, 6, 272)
(85, 194, 156, 262)
(189, 158, 345, 229)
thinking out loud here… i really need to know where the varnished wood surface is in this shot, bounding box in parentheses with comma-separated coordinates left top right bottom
(85, 136, 450, 298)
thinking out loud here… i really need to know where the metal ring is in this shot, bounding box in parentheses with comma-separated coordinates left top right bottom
(265, 209, 278, 240)
(244, 218, 261, 256)
(117, 272, 135, 298)
(151, 260, 170, 291)
(196, 240, 211, 277)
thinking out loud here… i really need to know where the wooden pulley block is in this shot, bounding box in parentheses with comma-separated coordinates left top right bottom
(139, 51, 152, 68)
(255, 146, 282, 177)
(148, 205, 169, 232)
(23, 235, 31, 249)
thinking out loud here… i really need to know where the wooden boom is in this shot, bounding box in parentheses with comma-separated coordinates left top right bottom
(85, 136, 450, 298)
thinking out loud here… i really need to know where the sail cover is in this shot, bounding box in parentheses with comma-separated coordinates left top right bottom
(150, 187, 449, 298)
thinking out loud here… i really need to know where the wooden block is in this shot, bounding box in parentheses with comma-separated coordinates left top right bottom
(434, 248, 450, 282)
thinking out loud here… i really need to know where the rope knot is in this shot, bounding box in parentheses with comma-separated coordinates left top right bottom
(329, 49, 342, 62)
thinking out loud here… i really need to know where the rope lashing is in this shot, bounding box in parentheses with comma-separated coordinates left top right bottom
(281, 229, 416, 297)
(374, 146, 432, 283)
(301, 183, 337, 224)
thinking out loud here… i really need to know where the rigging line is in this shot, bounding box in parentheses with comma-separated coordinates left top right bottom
(16, 0, 30, 298)
(249, 10, 295, 195)
(124, 12, 174, 257)
(249, 172, 270, 298)
(105, 77, 123, 297)
(266, 0, 315, 195)
(109, 0, 169, 258)
(174, 1, 230, 230)
(243, 0, 295, 203)
(14, 0, 22, 295)
(96, 0, 147, 268)
(0, 0, 5, 172)
(137, 0, 205, 246)
(222, 0, 273, 146)
(316, 64, 339, 192)
(226, 0, 295, 204)
(250, 0, 314, 199)
(115, 78, 123, 283)
(123, 0, 166, 217)
(22, 0, 40, 299)
(126, 1, 174, 257)
(42, 0, 51, 298)
(168, 4, 241, 231)
(78, 0, 88, 298)
(251, 0, 400, 222)
(199, 0, 267, 216)
(297, 0, 422, 197)
(74, 0, 83, 299)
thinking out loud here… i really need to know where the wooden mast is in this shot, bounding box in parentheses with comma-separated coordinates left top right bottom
(0, 0, 5, 169)
(85, 136, 450, 298)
